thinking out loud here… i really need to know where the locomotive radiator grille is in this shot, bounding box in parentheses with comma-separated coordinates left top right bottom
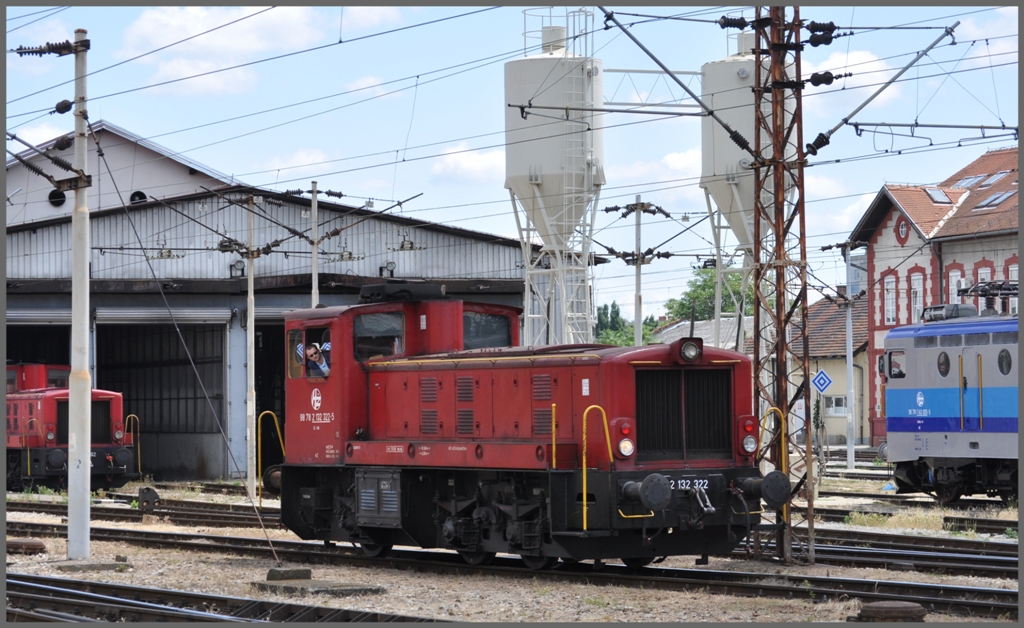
(532, 374, 552, 400)
(533, 407, 553, 435)
(634, 369, 733, 460)
(381, 490, 399, 513)
(56, 400, 112, 445)
(635, 370, 683, 460)
(684, 370, 732, 459)
(456, 377, 474, 401)
(456, 409, 474, 435)
(421, 409, 439, 435)
(420, 377, 438, 403)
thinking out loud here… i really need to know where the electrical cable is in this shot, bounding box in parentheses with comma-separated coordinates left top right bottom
(83, 116, 285, 564)
(6, 6, 501, 114)
(5, 6, 68, 35)
(7, 7, 276, 105)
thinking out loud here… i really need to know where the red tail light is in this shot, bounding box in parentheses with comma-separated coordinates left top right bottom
(620, 423, 631, 435)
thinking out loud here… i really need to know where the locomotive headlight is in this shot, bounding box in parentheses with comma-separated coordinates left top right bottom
(46, 432, 55, 441)
(742, 435, 758, 453)
(618, 438, 635, 457)
(680, 341, 700, 362)
(114, 430, 124, 440)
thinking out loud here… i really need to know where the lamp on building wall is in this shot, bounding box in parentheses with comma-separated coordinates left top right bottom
(380, 261, 396, 278)
(230, 259, 246, 278)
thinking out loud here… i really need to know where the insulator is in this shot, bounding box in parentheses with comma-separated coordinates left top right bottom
(49, 155, 74, 172)
(44, 40, 74, 55)
(809, 71, 835, 87)
(728, 129, 751, 152)
(19, 157, 48, 179)
(808, 32, 834, 47)
(54, 100, 73, 114)
(324, 190, 344, 198)
(717, 16, 748, 30)
(806, 21, 837, 34)
(805, 132, 831, 156)
(15, 45, 45, 57)
(283, 189, 304, 195)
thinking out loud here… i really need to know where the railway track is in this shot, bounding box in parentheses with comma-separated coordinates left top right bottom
(6, 521, 1017, 618)
(6, 573, 442, 622)
(794, 506, 1017, 535)
(6, 499, 280, 529)
(817, 490, 1006, 510)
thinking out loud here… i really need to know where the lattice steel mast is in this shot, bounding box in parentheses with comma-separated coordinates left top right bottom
(751, 6, 814, 565)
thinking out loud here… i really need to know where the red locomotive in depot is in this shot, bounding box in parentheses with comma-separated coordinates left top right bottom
(6, 363, 140, 492)
(275, 284, 789, 568)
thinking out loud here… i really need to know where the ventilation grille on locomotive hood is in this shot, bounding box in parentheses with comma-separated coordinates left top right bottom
(634, 369, 732, 460)
(56, 400, 112, 445)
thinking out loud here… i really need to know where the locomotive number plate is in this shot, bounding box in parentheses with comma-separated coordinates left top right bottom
(669, 477, 709, 491)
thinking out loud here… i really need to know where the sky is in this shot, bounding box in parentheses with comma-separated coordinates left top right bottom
(6, 5, 1018, 322)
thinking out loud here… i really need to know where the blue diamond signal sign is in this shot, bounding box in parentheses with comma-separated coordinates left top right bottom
(812, 371, 833, 394)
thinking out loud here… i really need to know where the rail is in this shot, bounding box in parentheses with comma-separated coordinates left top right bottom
(257, 410, 285, 508)
(581, 404, 614, 531)
(125, 414, 141, 474)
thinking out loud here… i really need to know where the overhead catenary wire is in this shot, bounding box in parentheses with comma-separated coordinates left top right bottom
(6, 6, 502, 115)
(5, 6, 69, 35)
(81, 117, 284, 565)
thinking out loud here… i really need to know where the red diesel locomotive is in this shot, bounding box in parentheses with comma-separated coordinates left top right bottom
(5, 364, 139, 492)
(277, 284, 789, 568)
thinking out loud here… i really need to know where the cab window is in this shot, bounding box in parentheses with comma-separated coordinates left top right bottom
(354, 312, 404, 361)
(48, 369, 70, 388)
(888, 351, 906, 379)
(288, 328, 332, 379)
(463, 311, 512, 349)
(7, 370, 17, 393)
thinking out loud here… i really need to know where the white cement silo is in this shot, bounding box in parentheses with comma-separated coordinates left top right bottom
(505, 10, 604, 346)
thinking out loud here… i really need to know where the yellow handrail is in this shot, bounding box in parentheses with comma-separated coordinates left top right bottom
(551, 403, 556, 470)
(581, 405, 614, 532)
(125, 414, 141, 475)
(257, 410, 285, 508)
(24, 418, 43, 479)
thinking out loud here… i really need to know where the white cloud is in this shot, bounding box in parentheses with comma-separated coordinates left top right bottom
(606, 148, 704, 204)
(10, 122, 68, 148)
(253, 148, 334, 182)
(807, 192, 874, 236)
(147, 59, 261, 96)
(115, 7, 328, 96)
(805, 173, 847, 200)
(951, 8, 1018, 70)
(802, 50, 902, 119)
(341, 7, 403, 32)
(430, 142, 504, 184)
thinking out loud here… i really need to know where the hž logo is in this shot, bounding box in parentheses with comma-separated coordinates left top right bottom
(916, 391, 924, 408)
(311, 388, 322, 411)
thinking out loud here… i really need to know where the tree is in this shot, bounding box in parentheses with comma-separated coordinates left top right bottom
(593, 300, 651, 346)
(664, 267, 755, 322)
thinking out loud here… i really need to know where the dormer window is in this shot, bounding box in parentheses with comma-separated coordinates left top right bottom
(979, 170, 1010, 188)
(952, 174, 986, 188)
(924, 188, 951, 204)
(973, 190, 1017, 210)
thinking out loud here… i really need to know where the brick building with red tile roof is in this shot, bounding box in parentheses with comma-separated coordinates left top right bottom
(848, 146, 1018, 445)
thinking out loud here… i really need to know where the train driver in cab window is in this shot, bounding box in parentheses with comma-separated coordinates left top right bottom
(889, 351, 906, 379)
(297, 341, 331, 377)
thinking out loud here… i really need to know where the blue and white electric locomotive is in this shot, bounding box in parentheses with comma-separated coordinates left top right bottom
(882, 282, 1018, 504)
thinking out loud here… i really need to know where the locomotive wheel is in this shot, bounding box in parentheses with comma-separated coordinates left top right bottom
(359, 541, 392, 558)
(519, 554, 558, 570)
(620, 556, 655, 570)
(457, 549, 496, 566)
(934, 484, 962, 505)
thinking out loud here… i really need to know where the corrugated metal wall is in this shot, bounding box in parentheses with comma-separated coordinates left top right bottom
(7, 195, 523, 281)
(96, 324, 224, 435)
